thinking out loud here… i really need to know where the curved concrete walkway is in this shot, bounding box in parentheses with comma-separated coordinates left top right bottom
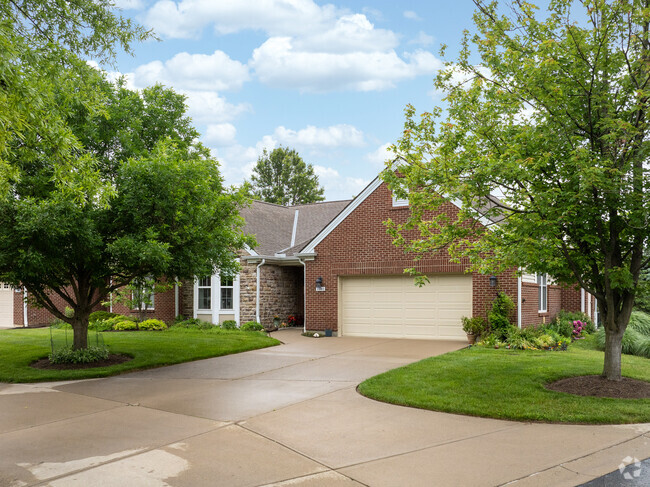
(0, 328, 648, 486)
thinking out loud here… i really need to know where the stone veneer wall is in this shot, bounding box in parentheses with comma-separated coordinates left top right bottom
(258, 265, 303, 327)
(239, 261, 258, 324)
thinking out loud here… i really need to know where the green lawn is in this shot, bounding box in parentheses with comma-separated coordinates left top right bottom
(0, 327, 279, 383)
(358, 336, 650, 424)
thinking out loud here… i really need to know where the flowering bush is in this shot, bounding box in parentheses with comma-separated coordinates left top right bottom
(572, 320, 585, 340)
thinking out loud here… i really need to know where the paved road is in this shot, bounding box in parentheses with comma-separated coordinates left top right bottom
(0, 329, 648, 486)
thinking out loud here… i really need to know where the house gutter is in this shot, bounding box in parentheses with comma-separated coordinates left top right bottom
(256, 259, 266, 323)
(23, 288, 28, 327)
(174, 282, 179, 318)
(298, 258, 307, 333)
(517, 275, 522, 328)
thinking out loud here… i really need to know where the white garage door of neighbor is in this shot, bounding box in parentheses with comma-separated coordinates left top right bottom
(0, 283, 14, 327)
(340, 275, 472, 340)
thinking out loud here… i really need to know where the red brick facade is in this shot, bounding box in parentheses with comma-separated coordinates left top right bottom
(303, 182, 584, 333)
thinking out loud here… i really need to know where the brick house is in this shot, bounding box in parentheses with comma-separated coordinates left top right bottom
(6, 177, 598, 337)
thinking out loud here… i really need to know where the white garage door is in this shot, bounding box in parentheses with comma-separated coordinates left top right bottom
(0, 283, 14, 327)
(340, 274, 472, 340)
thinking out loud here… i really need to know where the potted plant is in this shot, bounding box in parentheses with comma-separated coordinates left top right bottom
(461, 316, 487, 344)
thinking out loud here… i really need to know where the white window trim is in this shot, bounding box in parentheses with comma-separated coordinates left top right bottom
(131, 286, 155, 311)
(537, 273, 547, 313)
(392, 193, 409, 207)
(193, 268, 240, 325)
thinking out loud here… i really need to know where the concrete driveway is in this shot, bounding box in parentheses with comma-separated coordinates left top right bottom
(1, 328, 648, 487)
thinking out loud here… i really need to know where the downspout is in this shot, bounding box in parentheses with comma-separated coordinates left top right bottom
(581, 288, 585, 313)
(256, 259, 266, 323)
(517, 275, 522, 329)
(299, 258, 307, 333)
(109, 278, 113, 313)
(23, 288, 28, 327)
(174, 282, 179, 318)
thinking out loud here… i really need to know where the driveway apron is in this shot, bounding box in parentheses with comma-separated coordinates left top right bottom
(0, 328, 648, 487)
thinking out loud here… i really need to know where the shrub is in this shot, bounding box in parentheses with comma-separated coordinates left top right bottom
(488, 292, 515, 340)
(88, 320, 114, 332)
(172, 318, 215, 329)
(139, 319, 167, 331)
(50, 320, 71, 329)
(595, 316, 650, 359)
(49, 346, 109, 364)
(114, 320, 138, 331)
(89, 311, 119, 323)
(629, 311, 650, 336)
(241, 321, 263, 331)
(221, 320, 237, 330)
(461, 316, 488, 337)
(549, 310, 595, 337)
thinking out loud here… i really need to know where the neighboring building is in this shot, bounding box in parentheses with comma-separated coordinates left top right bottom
(5, 177, 597, 337)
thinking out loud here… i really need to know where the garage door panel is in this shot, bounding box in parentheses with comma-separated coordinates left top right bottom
(340, 275, 471, 340)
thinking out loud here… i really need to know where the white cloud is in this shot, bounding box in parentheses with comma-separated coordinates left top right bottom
(294, 14, 398, 53)
(409, 31, 434, 46)
(251, 38, 441, 92)
(365, 142, 395, 167)
(203, 123, 237, 147)
(273, 124, 364, 148)
(113, 0, 144, 9)
(313, 165, 369, 200)
(144, 0, 340, 39)
(132, 50, 249, 92)
(403, 10, 421, 21)
(182, 90, 251, 124)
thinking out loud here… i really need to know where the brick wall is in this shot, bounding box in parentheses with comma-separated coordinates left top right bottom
(110, 286, 176, 323)
(305, 182, 521, 332)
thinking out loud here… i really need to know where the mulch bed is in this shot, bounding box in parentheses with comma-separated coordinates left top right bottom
(30, 354, 132, 370)
(547, 375, 650, 399)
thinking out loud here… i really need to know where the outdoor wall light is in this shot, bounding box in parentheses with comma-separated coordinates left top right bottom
(316, 277, 323, 286)
(489, 275, 498, 288)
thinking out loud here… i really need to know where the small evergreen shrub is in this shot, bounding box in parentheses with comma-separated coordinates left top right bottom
(241, 321, 263, 331)
(114, 320, 138, 331)
(49, 346, 109, 364)
(171, 318, 215, 329)
(138, 319, 167, 331)
(88, 320, 114, 332)
(221, 320, 238, 330)
(50, 320, 72, 329)
(488, 292, 515, 340)
(89, 311, 119, 323)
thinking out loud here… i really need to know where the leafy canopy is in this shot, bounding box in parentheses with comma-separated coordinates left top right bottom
(248, 147, 325, 206)
(382, 0, 650, 379)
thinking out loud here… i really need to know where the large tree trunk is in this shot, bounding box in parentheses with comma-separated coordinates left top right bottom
(602, 328, 624, 381)
(70, 309, 91, 350)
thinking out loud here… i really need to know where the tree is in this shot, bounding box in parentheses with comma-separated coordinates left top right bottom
(0, 0, 151, 197)
(0, 78, 253, 349)
(382, 0, 650, 381)
(248, 147, 325, 205)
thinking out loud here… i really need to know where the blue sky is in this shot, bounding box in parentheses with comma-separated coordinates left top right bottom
(107, 0, 478, 200)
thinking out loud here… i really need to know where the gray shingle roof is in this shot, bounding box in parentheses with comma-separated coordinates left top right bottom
(240, 199, 352, 256)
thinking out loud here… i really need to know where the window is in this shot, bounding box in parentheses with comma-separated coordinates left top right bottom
(198, 276, 211, 310)
(537, 273, 547, 312)
(392, 194, 409, 207)
(131, 280, 155, 310)
(220, 276, 234, 310)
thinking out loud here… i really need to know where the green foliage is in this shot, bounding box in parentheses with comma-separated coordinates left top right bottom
(247, 147, 325, 205)
(382, 0, 650, 380)
(49, 346, 109, 365)
(241, 321, 263, 331)
(88, 320, 114, 332)
(89, 311, 119, 323)
(50, 320, 71, 329)
(138, 319, 167, 331)
(114, 320, 138, 331)
(488, 292, 515, 340)
(595, 311, 650, 359)
(172, 318, 215, 330)
(461, 316, 488, 336)
(221, 320, 238, 330)
(0, 76, 254, 350)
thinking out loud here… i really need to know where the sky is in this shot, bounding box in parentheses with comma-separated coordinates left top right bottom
(106, 0, 479, 201)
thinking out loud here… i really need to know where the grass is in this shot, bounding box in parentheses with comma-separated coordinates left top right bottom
(358, 336, 650, 424)
(0, 327, 279, 383)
